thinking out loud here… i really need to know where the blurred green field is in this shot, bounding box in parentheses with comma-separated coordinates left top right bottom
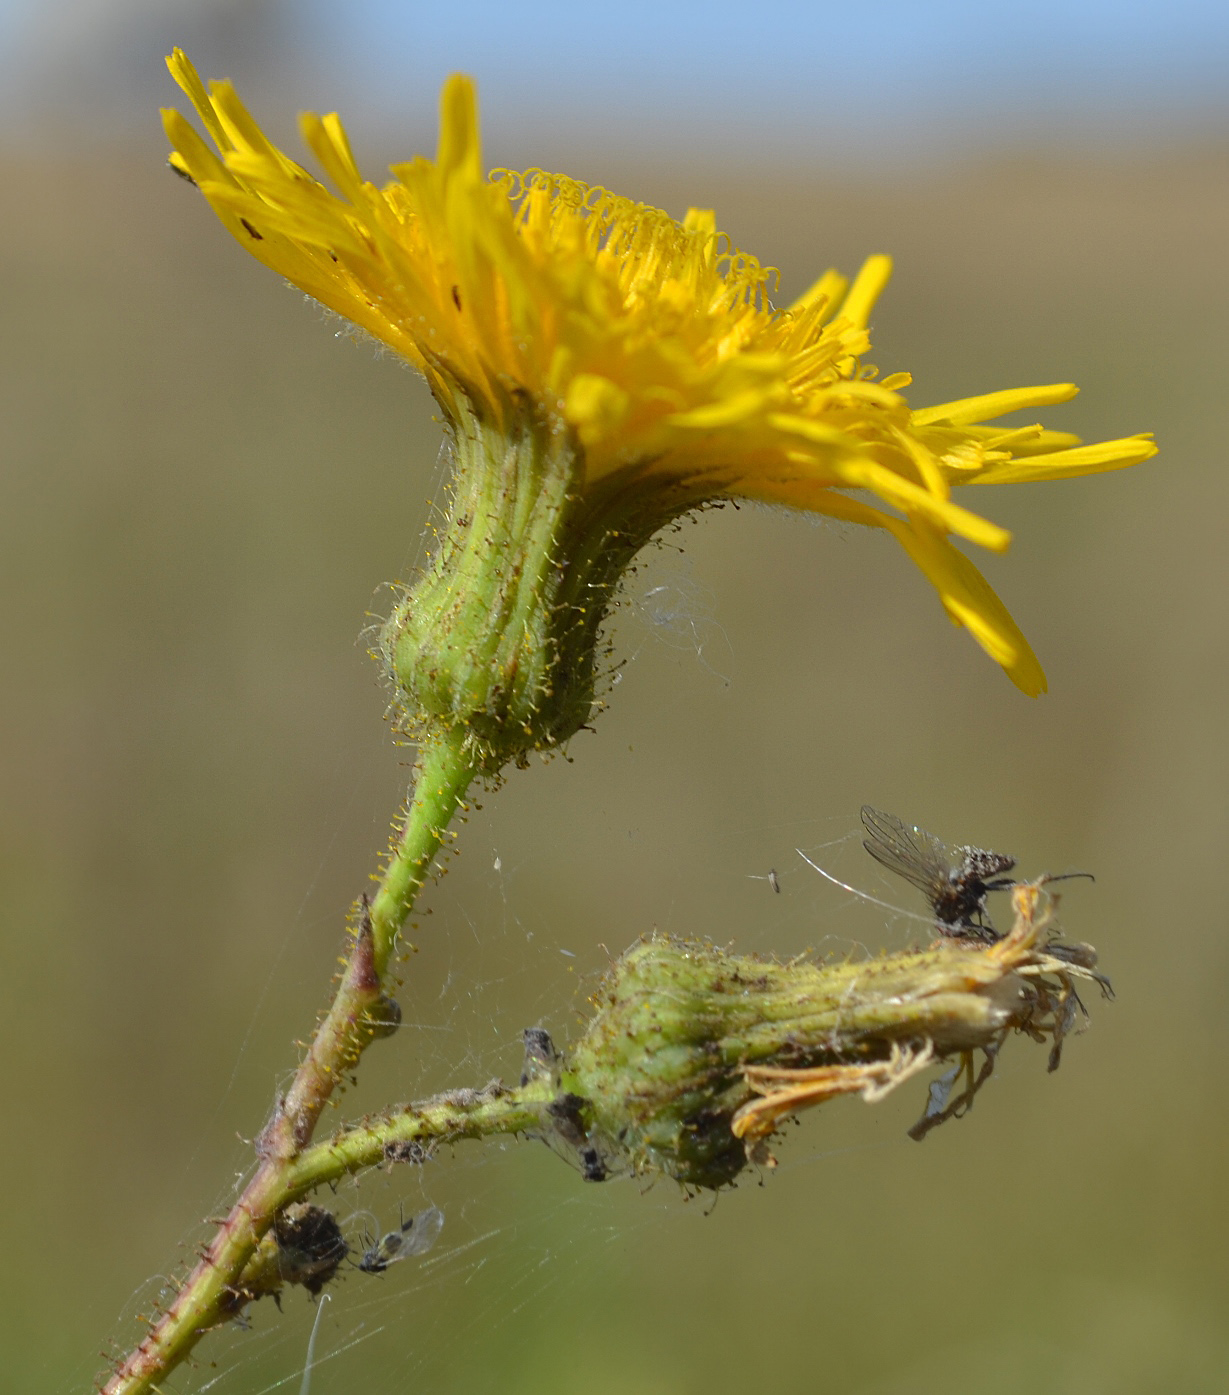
(2, 135, 1227, 1394)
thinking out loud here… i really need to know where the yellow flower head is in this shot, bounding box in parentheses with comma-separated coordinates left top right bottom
(163, 50, 1154, 706)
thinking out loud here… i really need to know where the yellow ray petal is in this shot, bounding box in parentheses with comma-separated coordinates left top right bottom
(667, 388, 775, 430)
(889, 523, 1046, 696)
(836, 458, 1012, 552)
(890, 424, 950, 499)
(913, 384, 1079, 427)
(166, 48, 233, 153)
(438, 74, 483, 184)
(196, 182, 360, 253)
(968, 434, 1158, 484)
(788, 268, 848, 319)
(298, 111, 366, 203)
(765, 414, 856, 449)
(837, 254, 892, 330)
(209, 80, 301, 178)
(161, 107, 235, 189)
(755, 489, 1044, 694)
(975, 425, 1082, 455)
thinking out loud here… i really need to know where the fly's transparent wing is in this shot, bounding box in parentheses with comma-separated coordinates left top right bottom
(859, 806, 953, 904)
(400, 1205, 445, 1259)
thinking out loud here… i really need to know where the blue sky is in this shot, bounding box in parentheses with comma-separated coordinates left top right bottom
(2, 0, 1227, 164)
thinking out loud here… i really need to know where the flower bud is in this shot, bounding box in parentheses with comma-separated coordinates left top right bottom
(558, 896, 1102, 1189)
(381, 393, 662, 769)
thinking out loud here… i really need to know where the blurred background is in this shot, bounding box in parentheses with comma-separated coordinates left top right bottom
(2, 1, 1227, 1392)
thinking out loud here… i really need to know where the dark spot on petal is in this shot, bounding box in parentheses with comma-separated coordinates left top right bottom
(451, 285, 462, 311)
(240, 218, 263, 241)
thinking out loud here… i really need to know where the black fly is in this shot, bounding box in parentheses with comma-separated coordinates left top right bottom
(860, 806, 1019, 943)
(859, 806, 1094, 944)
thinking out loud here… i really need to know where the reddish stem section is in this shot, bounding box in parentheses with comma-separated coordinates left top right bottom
(102, 926, 384, 1394)
(102, 735, 477, 1395)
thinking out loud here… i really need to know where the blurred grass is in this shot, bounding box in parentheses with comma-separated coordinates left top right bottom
(2, 139, 1228, 1394)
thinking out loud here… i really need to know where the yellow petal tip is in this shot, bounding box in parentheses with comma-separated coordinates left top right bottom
(438, 74, 482, 180)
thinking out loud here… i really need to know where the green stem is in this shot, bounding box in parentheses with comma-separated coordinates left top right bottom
(284, 1078, 554, 1197)
(368, 727, 479, 976)
(103, 729, 479, 1395)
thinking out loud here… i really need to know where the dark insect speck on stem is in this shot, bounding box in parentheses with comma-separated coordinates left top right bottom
(383, 1138, 431, 1165)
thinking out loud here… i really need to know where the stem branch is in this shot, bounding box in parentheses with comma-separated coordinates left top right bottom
(103, 730, 479, 1395)
(285, 1078, 553, 1197)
